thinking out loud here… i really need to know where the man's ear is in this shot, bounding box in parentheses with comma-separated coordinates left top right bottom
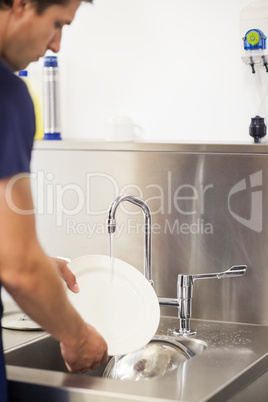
(12, 0, 29, 17)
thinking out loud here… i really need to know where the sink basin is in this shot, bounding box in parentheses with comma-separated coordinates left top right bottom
(4, 332, 207, 379)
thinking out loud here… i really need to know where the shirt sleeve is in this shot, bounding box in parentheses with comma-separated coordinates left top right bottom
(0, 73, 35, 179)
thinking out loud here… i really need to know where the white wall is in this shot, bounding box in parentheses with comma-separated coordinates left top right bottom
(28, 0, 263, 142)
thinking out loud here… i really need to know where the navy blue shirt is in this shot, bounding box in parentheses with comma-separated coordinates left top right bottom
(0, 58, 35, 402)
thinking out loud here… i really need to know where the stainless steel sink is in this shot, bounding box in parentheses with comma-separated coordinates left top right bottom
(4, 328, 207, 379)
(4, 316, 268, 402)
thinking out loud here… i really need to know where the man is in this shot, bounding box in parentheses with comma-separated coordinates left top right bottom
(0, 1, 108, 400)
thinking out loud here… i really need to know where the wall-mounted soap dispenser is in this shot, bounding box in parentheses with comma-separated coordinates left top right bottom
(240, 1, 268, 142)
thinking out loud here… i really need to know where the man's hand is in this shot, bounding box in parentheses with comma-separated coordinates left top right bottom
(52, 257, 80, 293)
(60, 323, 109, 373)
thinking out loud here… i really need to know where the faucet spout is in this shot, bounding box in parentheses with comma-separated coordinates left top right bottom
(107, 193, 153, 286)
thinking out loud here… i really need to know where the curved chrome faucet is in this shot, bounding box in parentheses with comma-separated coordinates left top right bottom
(107, 194, 247, 337)
(107, 193, 153, 286)
(159, 265, 247, 336)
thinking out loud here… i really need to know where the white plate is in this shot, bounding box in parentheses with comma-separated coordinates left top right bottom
(1, 313, 42, 331)
(67, 255, 160, 356)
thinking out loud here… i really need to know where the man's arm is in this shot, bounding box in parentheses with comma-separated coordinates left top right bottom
(0, 174, 108, 372)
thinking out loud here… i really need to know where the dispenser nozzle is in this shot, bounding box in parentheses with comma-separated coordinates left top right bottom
(250, 56, 256, 74)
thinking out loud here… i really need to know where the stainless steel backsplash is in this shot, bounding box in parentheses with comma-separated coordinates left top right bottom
(31, 142, 268, 325)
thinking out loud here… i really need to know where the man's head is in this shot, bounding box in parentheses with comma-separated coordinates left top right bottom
(0, 0, 92, 14)
(0, 0, 92, 70)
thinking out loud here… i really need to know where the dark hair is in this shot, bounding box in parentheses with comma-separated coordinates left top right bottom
(0, 0, 92, 14)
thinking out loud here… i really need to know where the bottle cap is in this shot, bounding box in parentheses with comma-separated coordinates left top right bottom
(18, 70, 28, 77)
(44, 56, 58, 67)
(43, 132, 62, 141)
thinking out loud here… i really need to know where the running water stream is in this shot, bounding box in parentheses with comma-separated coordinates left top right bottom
(109, 232, 115, 285)
(108, 232, 120, 375)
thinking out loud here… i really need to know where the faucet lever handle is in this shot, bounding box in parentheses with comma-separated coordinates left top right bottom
(192, 265, 247, 281)
(219, 264, 247, 278)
